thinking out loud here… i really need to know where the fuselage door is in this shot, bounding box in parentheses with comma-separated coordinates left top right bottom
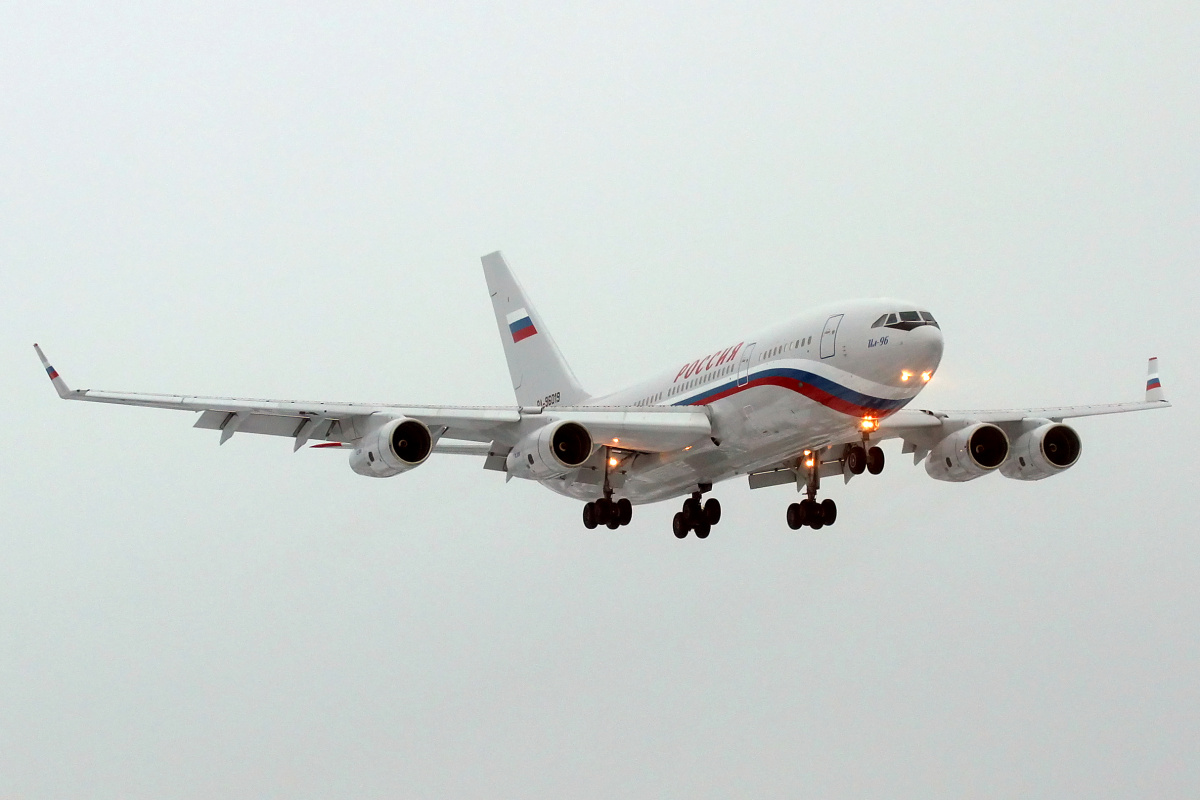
(737, 342, 757, 387)
(820, 314, 844, 359)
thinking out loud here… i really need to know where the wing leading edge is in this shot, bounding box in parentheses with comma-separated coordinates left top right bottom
(877, 357, 1170, 461)
(32, 345, 710, 455)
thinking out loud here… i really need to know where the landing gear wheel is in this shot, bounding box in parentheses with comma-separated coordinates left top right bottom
(606, 517, 621, 530)
(703, 498, 722, 526)
(846, 446, 867, 475)
(820, 498, 837, 526)
(867, 446, 885, 475)
(595, 498, 613, 525)
(787, 502, 804, 530)
(582, 502, 598, 529)
(694, 521, 712, 539)
(672, 512, 689, 539)
(809, 505, 825, 530)
(683, 497, 703, 526)
(800, 498, 820, 529)
(617, 498, 633, 526)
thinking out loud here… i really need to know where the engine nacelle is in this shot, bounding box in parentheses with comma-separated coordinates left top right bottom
(999, 422, 1081, 481)
(925, 422, 1010, 482)
(506, 421, 594, 480)
(349, 417, 434, 478)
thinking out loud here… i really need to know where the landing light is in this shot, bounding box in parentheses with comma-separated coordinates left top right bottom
(608, 457, 619, 467)
(921, 371, 932, 382)
(805, 459, 815, 468)
(901, 370, 912, 382)
(612, 438, 620, 444)
(860, 417, 877, 432)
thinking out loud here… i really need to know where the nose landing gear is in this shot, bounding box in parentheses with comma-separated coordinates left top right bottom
(844, 444, 885, 475)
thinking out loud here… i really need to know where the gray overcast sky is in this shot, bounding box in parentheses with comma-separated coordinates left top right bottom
(2, 2, 1197, 797)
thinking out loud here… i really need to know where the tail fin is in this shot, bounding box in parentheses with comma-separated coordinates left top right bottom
(481, 252, 589, 407)
(1146, 357, 1165, 402)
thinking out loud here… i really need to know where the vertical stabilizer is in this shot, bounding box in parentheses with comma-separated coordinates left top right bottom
(1146, 357, 1165, 402)
(481, 252, 589, 407)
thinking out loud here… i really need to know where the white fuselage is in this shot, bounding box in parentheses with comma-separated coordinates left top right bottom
(541, 298, 945, 503)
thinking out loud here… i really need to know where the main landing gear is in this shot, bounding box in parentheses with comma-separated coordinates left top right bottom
(583, 444, 634, 530)
(787, 436, 886, 530)
(582, 497, 633, 530)
(672, 490, 721, 539)
(787, 498, 837, 530)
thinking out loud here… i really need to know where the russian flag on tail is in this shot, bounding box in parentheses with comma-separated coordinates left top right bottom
(507, 308, 538, 343)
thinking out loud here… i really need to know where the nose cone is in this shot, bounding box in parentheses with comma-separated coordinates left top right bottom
(908, 323, 944, 375)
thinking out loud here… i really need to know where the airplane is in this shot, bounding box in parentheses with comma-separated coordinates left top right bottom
(34, 251, 1170, 538)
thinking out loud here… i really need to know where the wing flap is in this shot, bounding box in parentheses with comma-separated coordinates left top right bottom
(193, 411, 351, 441)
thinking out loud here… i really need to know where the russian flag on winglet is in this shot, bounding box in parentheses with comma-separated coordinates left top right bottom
(507, 308, 538, 343)
(1146, 357, 1164, 401)
(45, 365, 59, 380)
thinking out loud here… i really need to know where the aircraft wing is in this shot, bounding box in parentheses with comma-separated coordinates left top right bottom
(33, 345, 710, 454)
(876, 357, 1170, 456)
(879, 401, 1171, 431)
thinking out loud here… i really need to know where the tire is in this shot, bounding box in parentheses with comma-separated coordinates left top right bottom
(606, 517, 621, 530)
(694, 522, 711, 539)
(683, 497, 703, 525)
(595, 498, 613, 525)
(617, 498, 633, 526)
(672, 512, 689, 538)
(582, 502, 598, 529)
(846, 446, 866, 475)
(867, 446, 885, 475)
(703, 498, 722, 526)
(800, 499, 818, 526)
(820, 498, 837, 526)
(787, 502, 804, 530)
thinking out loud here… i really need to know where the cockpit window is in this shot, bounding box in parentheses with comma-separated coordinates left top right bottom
(871, 314, 887, 328)
(878, 310, 940, 332)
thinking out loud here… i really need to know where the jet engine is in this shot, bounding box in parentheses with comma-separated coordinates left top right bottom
(506, 420, 594, 480)
(999, 422, 1081, 481)
(349, 417, 434, 478)
(925, 422, 1010, 482)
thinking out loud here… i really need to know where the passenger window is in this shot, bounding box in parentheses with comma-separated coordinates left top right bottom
(899, 311, 920, 322)
(871, 314, 887, 328)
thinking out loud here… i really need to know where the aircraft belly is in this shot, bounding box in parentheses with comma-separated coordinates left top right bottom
(539, 385, 870, 505)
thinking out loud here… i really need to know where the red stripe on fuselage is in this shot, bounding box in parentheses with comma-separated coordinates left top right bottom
(685, 374, 898, 419)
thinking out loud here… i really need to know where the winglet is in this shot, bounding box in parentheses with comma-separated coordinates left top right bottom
(33, 344, 73, 399)
(1146, 357, 1165, 402)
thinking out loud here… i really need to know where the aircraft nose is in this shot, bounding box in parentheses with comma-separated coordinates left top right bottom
(908, 323, 944, 374)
